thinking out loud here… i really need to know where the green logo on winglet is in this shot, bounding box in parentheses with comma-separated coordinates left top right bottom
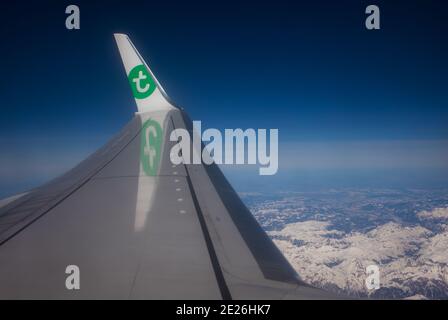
(140, 118, 163, 176)
(128, 65, 156, 99)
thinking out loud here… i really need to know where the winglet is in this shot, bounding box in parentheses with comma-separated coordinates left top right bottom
(114, 33, 174, 113)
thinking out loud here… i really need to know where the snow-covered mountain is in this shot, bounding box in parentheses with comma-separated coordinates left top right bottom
(271, 221, 448, 299)
(242, 189, 448, 299)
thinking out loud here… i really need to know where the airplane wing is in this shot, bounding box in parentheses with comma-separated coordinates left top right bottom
(0, 34, 334, 299)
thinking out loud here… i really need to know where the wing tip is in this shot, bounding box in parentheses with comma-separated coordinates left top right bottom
(113, 33, 129, 41)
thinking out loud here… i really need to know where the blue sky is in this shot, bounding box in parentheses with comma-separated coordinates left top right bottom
(0, 0, 447, 197)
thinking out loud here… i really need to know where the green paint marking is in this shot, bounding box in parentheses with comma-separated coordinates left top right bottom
(140, 118, 163, 176)
(128, 65, 156, 99)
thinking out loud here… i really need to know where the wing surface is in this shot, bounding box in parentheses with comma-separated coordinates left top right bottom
(0, 35, 336, 299)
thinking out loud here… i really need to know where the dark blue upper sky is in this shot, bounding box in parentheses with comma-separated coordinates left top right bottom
(0, 0, 447, 195)
(1, 0, 447, 139)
